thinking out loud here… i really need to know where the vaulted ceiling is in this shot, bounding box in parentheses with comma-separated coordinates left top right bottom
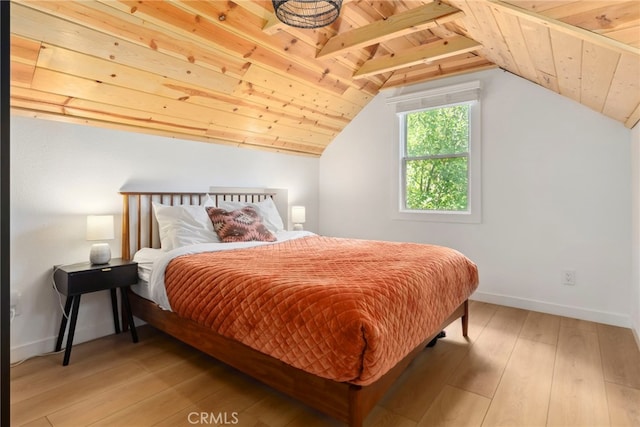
(10, 1, 640, 156)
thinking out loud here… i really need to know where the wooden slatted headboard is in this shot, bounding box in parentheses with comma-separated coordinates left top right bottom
(119, 190, 277, 260)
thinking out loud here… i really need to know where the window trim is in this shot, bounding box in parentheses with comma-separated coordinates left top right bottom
(388, 82, 482, 224)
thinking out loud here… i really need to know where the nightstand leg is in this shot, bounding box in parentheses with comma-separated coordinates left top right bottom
(55, 296, 73, 352)
(62, 295, 81, 366)
(110, 288, 121, 334)
(120, 287, 138, 343)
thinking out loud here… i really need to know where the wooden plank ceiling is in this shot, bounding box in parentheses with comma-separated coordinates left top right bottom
(9, 0, 640, 156)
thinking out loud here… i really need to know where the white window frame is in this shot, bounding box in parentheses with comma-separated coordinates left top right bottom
(387, 81, 482, 223)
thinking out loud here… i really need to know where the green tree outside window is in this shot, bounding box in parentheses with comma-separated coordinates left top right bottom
(403, 104, 470, 211)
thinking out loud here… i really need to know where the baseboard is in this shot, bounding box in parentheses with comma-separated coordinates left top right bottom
(10, 319, 120, 364)
(633, 326, 640, 352)
(471, 291, 631, 328)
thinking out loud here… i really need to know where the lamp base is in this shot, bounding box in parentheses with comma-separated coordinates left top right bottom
(293, 224, 304, 231)
(90, 243, 111, 265)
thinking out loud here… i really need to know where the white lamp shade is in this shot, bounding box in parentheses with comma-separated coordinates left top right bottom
(291, 206, 306, 224)
(86, 215, 114, 241)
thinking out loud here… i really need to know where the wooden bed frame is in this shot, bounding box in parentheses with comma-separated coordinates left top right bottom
(120, 190, 469, 427)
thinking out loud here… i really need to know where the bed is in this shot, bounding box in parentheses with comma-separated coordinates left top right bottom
(120, 189, 478, 426)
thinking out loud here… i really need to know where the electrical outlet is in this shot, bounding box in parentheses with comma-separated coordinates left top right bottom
(10, 290, 21, 316)
(562, 270, 576, 286)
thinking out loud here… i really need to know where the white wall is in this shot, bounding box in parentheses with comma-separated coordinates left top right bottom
(10, 116, 319, 362)
(631, 124, 640, 345)
(320, 69, 633, 327)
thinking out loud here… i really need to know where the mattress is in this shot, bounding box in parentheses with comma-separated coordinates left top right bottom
(130, 280, 152, 301)
(162, 235, 478, 385)
(131, 247, 164, 300)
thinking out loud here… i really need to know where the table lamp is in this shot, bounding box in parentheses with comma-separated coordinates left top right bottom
(291, 206, 306, 231)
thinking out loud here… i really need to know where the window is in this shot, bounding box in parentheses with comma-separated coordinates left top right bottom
(388, 81, 481, 223)
(403, 104, 470, 211)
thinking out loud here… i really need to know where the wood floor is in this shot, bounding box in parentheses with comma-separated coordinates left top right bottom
(11, 301, 640, 426)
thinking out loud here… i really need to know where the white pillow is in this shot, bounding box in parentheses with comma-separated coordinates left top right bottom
(201, 194, 217, 207)
(218, 197, 284, 233)
(152, 202, 220, 250)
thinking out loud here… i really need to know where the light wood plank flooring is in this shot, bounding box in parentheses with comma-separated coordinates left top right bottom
(11, 302, 640, 426)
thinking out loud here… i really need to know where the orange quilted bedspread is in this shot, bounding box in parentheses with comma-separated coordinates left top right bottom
(164, 236, 478, 385)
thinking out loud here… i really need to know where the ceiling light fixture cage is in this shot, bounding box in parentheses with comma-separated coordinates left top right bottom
(272, 0, 342, 29)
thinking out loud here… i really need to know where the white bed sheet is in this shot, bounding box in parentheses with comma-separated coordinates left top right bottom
(133, 247, 165, 282)
(130, 280, 152, 301)
(132, 230, 315, 311)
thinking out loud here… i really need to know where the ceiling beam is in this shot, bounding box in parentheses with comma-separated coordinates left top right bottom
(353, 35, 482, 79)
(626, 102, 640, 129)
(261, 12, 286, 35)
(487, 0, 640, 56)
(316, 2, 464, 59)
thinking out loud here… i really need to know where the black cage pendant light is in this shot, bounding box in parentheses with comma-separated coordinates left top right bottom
(272, 0, 343, 29)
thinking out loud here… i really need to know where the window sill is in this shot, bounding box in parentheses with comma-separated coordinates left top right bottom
(393, 209, 481, 224)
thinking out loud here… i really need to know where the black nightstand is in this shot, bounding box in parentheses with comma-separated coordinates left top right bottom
(53, 258, 139, 365)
